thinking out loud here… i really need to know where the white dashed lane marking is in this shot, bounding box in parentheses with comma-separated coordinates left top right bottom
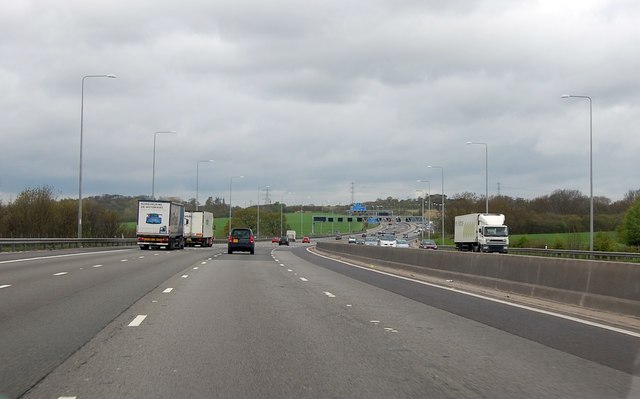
(53, 272, 68, 276)
(92, 264, 103, 268)
(0, 285, 11, 289)
(181, 275, 189, 278)
(128, 315, 147, 327)
(323, 292, 336, 298)
(200, 261, 207, 265)
(193, 267, 199, 270)
(163, 288, 173, 293)
(120, 259, 128, 262)
(299, 277, 308, 282)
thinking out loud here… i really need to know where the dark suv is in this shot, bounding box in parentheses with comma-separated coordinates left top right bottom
(228, 228, 255, 254)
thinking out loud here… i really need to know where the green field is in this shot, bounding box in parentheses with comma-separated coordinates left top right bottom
(509, 231, 623, 250)
(213, 212, 366, 238)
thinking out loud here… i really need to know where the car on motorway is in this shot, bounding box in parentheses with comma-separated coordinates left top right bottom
(419, 239, 438, 250)
(364, 236, 378, 246)
(356, 238, 365, 245)
(402, 233, 409, 239)
(379, 234, 397, 247)
(396, 239, 410, 248)
(361, 233, 367, 238)
(348, 235, 356, 244)
(302, 236, 311, 243)
(278, 236, 290, 246)
(228, 228, 255, 254)
(335, 234, 342, 240)
(271, 236, 280, 243)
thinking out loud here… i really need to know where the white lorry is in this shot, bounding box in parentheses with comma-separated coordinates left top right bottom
(286, 230, 296, 242)
(184, 211, 214, 247)
(136, 200, 185, 250)
(454, 213, 509, 253)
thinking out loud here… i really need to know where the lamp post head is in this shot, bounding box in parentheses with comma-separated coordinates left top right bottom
(106, 74, 117, 78)
(561, 94, 571, 98)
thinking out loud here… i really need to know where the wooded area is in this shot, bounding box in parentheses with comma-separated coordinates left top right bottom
(1, 186, 639, 248)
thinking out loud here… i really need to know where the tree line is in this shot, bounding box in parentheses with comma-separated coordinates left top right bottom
(1, 186, 639, 248)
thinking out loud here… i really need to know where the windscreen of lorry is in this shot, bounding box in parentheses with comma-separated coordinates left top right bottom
(483, 226, 508, 237)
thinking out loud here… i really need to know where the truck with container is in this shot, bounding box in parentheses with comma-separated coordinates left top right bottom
(184, 211, 214, 247)
(136, 200, 185, 250)
(286, 230, 296, 242)
(454, 213, 509, 253)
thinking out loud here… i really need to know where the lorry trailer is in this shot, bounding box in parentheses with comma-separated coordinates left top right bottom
(136, 200, 185, 250)
(184, 211, 214, 247)
(454, 213, 509, 253)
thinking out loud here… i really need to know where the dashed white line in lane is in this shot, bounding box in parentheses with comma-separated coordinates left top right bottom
(92, 264, 103, 268)
(299, 277, 308, 282)
(287, 269, 293, 272)
(200, 261, 207, 265)
(128, 315, 147, 327)
(58, 396, 77, 399)
(120, 259, 128, 262)
(323, 291, 336, 298)
(163, 288, 174, 293)
(53, 272, 68, 276)
(0, 285, 11, 289)
(370, 320, 380, 324)
(279, 263, 285, 267)
(181, 275, 189, 278)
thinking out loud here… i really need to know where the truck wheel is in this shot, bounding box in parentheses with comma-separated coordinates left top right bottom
(250, 249, 255, 255)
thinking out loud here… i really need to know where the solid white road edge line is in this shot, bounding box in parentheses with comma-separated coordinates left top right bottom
(307, 247, 640, 338)
(128, 315, 147, 327)
(0, 249, 132, 264)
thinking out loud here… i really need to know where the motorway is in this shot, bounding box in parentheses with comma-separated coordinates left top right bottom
(1, 243, 639, 398)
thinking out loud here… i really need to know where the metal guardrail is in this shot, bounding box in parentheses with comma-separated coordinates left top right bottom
(0, 238, 137, 252)
(3, 237, 638, 263)
(434, 244, 640, 263)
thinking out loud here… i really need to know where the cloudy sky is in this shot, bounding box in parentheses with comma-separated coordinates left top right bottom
(2, 0, 639, 207)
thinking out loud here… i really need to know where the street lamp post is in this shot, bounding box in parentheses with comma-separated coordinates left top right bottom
(196, 160, 214, 211)
(257, 185, 269, 239)
(428, 165, 445, 246)
(417, 180, 431, 239)
(78, 74, 116, 239)
(466, 141, 488, 213)
(229, 175, 244, 235)
(562, 94, 594, 252)
(152, 131, 177, 199)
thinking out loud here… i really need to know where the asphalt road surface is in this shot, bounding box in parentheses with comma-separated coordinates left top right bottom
(1, 244, 639, 398)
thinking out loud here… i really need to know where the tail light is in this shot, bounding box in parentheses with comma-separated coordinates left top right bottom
(228, 235, 233, 242)
(250, 235, 255, 244)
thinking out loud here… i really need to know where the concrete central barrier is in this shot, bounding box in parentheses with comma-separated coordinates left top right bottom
(316, 242, 640, 317)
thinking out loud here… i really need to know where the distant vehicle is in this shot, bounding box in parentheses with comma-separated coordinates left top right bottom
(302, 236, 311, 243)
(361, 233, 367, 238)
(137, 200, 185, 250)
(272, 237, 280, 243)
(419, 239, 438, 250)
(348, 236, 356, 244)
(356, 238, 365, 245)
(184, 211, 214, 247)
(335, 234, 342, 240)
(279, 236, 289, 246)
(396, 239, 410, 248)
(454, 213, 509, 253)
(379, 235, 397, 248)
(402, 233, 409, 239)
(286, 230, 296, 242)
(364, 236, 378, 246)
(228, 228, 255, 254)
